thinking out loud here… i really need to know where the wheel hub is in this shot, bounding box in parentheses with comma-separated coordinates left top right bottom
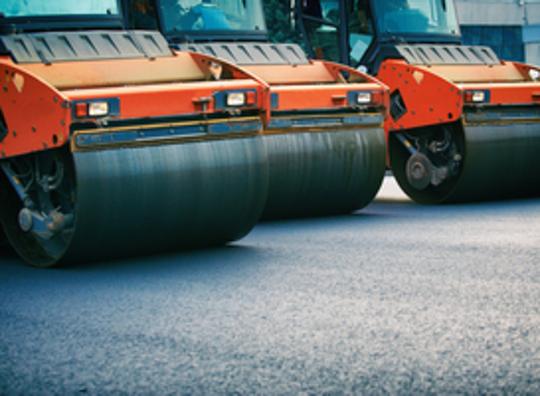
(18, 208, 33, 232)
(406, 153, 432, 190)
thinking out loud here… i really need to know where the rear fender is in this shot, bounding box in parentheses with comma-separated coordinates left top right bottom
(0, 59, 71, 159)
(377, 60, 463, 133)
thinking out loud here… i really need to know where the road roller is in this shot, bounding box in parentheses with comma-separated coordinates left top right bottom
(123, 0, 389, 219)
(0, 1, 270, 266)
(296, 0, 540, 203)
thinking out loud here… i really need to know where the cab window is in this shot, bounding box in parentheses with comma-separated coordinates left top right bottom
(0, 0, 119, 17)
(127, 0, 159, 30)
(301, 0, 341, 62)
(348, 0, 374, 64)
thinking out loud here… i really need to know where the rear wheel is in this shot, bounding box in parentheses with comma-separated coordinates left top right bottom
(389, 122, 465, 204)
(0, 149, 76, 267)
(0, 224, 8, 251)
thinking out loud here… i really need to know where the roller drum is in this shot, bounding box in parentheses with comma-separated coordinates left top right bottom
(1, 137, 268, 266)
(262, 128, 386, 219)
(449, 123, 540, 201)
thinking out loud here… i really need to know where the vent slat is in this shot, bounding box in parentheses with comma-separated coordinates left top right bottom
(176, 42, 309, 66)
(0, 31, 171, 64)
(397, 45, 500, 66)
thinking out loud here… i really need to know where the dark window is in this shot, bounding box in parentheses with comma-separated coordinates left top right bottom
(127, 0, 159, 30)
(461, 26, 524, 62)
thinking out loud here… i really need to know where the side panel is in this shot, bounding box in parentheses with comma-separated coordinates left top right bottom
(457, 82, 540, 106)
(0, 60, 70, 158)
(63, 80, 263, 120)
(270, 83, 384, 111)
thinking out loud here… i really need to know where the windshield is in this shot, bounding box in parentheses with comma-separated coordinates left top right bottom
(160, 0, 266, 34)
(0, 0, 119, 17)
(373, 0, 459, 36)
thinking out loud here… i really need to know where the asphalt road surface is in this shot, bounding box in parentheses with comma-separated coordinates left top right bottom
(1, 178, 539, 394)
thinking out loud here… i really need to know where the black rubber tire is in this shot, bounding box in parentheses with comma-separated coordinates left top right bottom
(0, 227, 5, 247)
(0, 137, 268, 267)
(0, 183, 15, 255)
(390, 121, 540, 204)
(262, 128, 386, 219)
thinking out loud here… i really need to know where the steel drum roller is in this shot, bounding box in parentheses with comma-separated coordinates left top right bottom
(1, 137, 268, 267)
(391, 122, 540, 203)
(262, 128, 386, 219)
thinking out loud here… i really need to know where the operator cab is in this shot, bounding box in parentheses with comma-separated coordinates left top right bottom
(124, 0, 267, 42)
(124, 0, 309, 66)
(297, 0, 461, 72)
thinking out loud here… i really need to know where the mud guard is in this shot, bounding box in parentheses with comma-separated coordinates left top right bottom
(0, 62, 70, 158)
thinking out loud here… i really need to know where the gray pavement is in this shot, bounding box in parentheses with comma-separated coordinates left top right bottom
(0, 177, 539, 394)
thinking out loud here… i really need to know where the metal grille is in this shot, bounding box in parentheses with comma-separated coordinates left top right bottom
(0, 30, 172, 64)
(396, 44, 500, 65)
(177, 42, 309, 65)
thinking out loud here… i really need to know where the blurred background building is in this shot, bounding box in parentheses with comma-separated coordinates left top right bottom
(456, 0, 540, 64)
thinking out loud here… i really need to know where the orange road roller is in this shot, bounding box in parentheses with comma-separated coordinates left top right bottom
(123, 0, 390, 219)
(296, 0, 540, 203)
(0, 1, 270, 266)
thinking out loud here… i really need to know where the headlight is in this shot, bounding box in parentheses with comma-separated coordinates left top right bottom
(529, 69, 540, 81)
(226, 92, 246, 107)
(471, 91, 485, 103)
(74, 98, 118, 118)
(88, 101, 110, 117)
(464, 90, 489, 103)
(356, 92, 372, 104)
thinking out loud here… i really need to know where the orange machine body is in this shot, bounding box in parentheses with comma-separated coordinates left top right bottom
(243, 60, 389, 116)
(379, 60, 540, 125)
(0, 51, 268, 159)
(376, 58, 540, 165)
